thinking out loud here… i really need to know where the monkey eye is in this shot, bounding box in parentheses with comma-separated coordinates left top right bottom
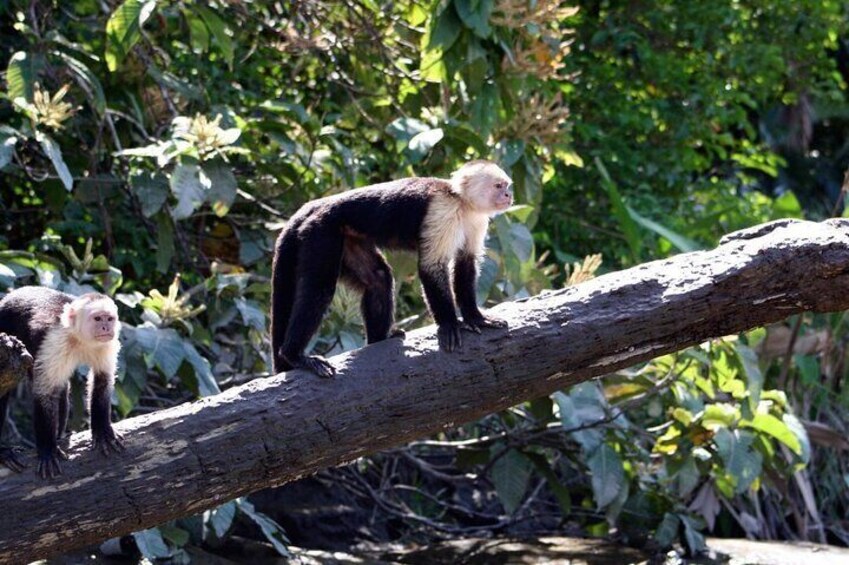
(94, 316, 101, 322)
(495, 182, 505, 190)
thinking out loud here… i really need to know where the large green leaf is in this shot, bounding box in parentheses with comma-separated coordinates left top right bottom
(587, 444, 625, 509)
(491, 448, 533, 514)
(236, 500, 290, 557)
(201, 160, 238, 217)
(53, 50, 106, 116)
(35, 131, 73, 190)
(0, 133, 17, 170)
(6, 51, 34, 101)
(131, 171, 169, 217)
(742, 413, 802, 455)
(204, 501, 236, 539)
(595, 157, 641, 263)
(627, 206, 701, 253)
(170, 163, 208, 220)
(454, 0, 494, 38)
(132, 528, 171, 559)
(105, 0, 157, 72)
(183, 342, 220, 397)
(195, 6, 235, 68)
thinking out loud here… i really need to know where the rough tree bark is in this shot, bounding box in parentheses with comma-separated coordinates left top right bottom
(0, 333, 31, 397)
(2, 218, 849, 562)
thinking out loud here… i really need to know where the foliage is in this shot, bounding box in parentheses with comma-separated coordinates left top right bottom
(1, 0, 849, 560)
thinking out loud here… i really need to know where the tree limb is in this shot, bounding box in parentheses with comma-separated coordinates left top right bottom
(2, 218, 849, 562)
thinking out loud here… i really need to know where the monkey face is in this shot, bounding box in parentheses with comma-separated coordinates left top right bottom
(459, 162, 514, 214)
(86, 308, 119, 342)
(62, 296, 121, 343)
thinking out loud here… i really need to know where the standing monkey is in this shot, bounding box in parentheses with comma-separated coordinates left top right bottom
(0, 287, 124, 478)
(271, 160, 513, 377)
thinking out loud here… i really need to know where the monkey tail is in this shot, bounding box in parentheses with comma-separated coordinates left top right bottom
(271, 226, 299, 374)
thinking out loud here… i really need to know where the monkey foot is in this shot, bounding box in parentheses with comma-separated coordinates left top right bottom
(37, 447, 67, 479)
(461, 314, 508, 334)
(287, 355, 336, 378)
(437, 324, 462, 352)
(0, 446, 25, 473)
(93, 429, 125, 456)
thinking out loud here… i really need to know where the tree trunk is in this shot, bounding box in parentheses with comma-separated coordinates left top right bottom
(2, 218, 849, 563)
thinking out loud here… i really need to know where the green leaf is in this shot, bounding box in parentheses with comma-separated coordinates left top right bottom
(680, 515, 706, 554)
(0, 134, 17, 170)
(105, 0, 157, 72)
(654, 513, 680, 547)
(195, 6, 235, 68)
(35, 131, 73, 190)
(587, 444, 625, 509)
(407, 128, 444, 163)
(714, 429, 761, 494)
(700, 403, 738, 430)
(627, 206, 701, 253)
(131, 171, 169, 217)
(236, 499, 290, 557)
(202, 161, 238, 217)
(183, 342, 220, 396)
(158, 524, 190, 547)
(524, 452, 571, 515)
(170, 163, 208, 220)
(184, 9, 210, 52)
(742, 413, 802, 455)
(131, 326, 187, 378)
(491, 448, 533, 514)
(496, 139, 525, 168)
(427, 4, 462, 49)
(53, 50, 106, 116)
(155, 213, 174, 273)
(735, 343, 763, 414)
(204, 501, 236, 539)
(595, 157, 641, 263)
(454, 0, 494, 38)
(132, 528, 171, 559)
(6, 51, 35, 101)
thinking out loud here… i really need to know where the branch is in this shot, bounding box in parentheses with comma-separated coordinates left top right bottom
(0, 333, 32, 397)
(2, 218, 849, 561)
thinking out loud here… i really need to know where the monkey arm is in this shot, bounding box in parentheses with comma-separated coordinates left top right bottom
(419, 261, 462, 351)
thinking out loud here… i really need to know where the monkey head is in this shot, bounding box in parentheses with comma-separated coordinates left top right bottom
(60, 294, 120, 343)
(451, 160, 514, 215)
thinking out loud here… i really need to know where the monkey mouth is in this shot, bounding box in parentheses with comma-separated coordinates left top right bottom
(95, 333, 115, 341)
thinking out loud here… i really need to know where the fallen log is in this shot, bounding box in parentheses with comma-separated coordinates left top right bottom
(2, 218, 849, 562)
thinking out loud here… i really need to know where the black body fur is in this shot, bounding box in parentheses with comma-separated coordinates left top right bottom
(271, 176, 504, 377)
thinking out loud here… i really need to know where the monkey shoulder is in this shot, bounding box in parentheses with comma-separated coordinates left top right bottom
(0, 287, 71, 353)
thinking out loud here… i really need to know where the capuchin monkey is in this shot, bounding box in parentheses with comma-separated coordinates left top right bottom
(0, 287, 124, 478)
(271, 160, 513, 378)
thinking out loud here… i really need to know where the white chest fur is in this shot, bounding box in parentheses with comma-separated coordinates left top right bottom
(32, 327, 119, 398)
(421, 194, 490, 268)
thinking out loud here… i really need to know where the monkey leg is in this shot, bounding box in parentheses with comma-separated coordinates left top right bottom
(0, 393, 24, 473)
(342, 239, 398, 344)
(280, 233, 343, 378)
(89, 370, 124, 455)
(419, 261, 462, 352)
(56, 381, 70, 440)
(271, 226, 301, 374)
(34, 390, 68, 479)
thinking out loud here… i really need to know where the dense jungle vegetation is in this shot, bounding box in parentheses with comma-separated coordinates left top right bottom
(1, 0, 848, 560)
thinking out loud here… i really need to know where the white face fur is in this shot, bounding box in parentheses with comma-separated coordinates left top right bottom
(62, 296, 120, 343)
(451, 161, 514, 215)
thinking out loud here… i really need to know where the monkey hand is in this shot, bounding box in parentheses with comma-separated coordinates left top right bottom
(437, 323, 462, 352)
(0, 446, 26, 473)
(37, 446, 68, 479)
(92, 427, 125, 456)
(461, 313, 508, 334)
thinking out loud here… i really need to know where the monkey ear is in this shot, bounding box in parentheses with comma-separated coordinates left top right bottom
(60, 303, 76, 328)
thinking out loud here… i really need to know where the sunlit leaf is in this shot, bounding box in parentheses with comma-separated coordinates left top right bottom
(35, 131, 73, 190)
